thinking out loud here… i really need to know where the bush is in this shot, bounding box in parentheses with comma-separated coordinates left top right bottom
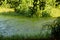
(14, 6, 32, 17)
(51, 17, 60, 40)
(41, 11, 51, 17)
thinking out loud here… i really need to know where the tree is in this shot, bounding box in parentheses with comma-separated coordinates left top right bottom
(31, 0, 46, 17)
(39, 0, 46, 10)
(55, 0, 60, 6)
(31, 0, 38, 15)
(0, 0, 5, 5)
(7, 0, 21, 11)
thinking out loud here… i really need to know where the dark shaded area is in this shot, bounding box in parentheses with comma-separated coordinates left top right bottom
(41, 11, 51, 17)
(0, 0, 5, 5)
(56, 0, 60, 2)
(39, 1, 46, 10)
(41, 17, 60, 40)
(55, 0, 60, 6)
(51, 17, 60, 40)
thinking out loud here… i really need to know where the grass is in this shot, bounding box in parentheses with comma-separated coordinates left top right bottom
(0, 34, 53, 40)
(0, 7, 14, 13)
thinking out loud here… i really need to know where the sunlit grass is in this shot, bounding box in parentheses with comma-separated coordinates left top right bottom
(0, 7, 14, 13)
(50, 7, 60, 17)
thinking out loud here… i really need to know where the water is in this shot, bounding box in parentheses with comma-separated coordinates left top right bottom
(0, 15, 55, 38)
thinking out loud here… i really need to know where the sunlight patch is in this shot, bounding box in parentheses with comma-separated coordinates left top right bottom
(0, 8, 14, 13)
(51, 8, 60, 17)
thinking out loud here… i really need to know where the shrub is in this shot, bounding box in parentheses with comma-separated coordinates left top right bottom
(41, 11, 51, 17)
(51, 17, 60, 40)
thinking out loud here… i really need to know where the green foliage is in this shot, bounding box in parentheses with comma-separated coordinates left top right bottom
(13, 0, 33, 17)
(0, 0, 60, 17)
(0, 0, 5, 5)
(41, 11, 51, 17)
(7, 0, 20, 8)
(55, 17, 60, 24)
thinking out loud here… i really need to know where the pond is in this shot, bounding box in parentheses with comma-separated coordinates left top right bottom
(0, 15, 56, 38)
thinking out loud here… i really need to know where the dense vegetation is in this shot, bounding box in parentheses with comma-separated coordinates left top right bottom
(0, 0, 60, 17)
